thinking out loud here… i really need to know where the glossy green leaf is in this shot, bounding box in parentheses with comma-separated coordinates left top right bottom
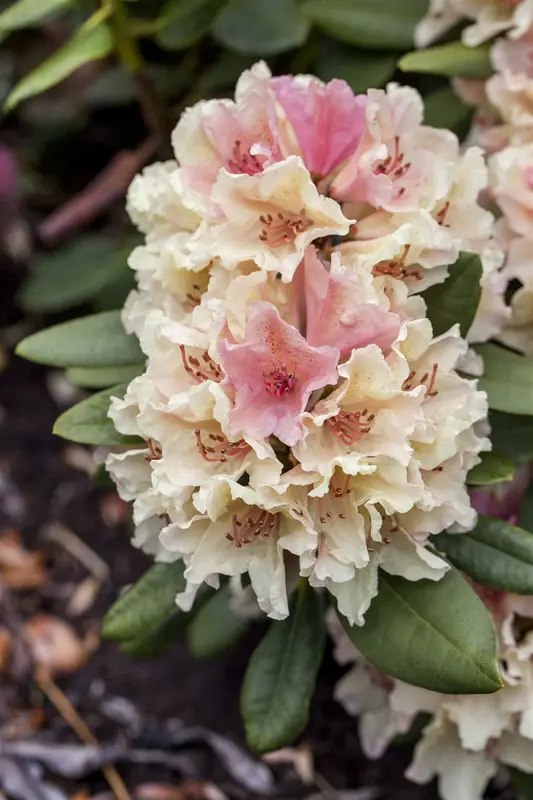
(467, 452, 515, 486)
(509, 767, 533, 799)
(187, 584, 249, 659)
(489, 411, 533, 464)
(5, 22, 112, 111)
(156, 0, 224, 50)
(518, 483, 533, 533)
(122, 608, 190, 659)
(213, 0, 310, 55)
(423, 252, 482, 338)
(53, 383, 141, 446)
(66, 363, 144, 389)
(0, 0, 73, 31)
(339, 567, 502, 694)
(475, 344, 533, 416)
(18, 237, 129, 313)
(423, 87, 472, 135)
(16, 311, 143, 368)
(103, 562, 186, 644)
(436, 517, 533, 595)
(315, 40, 397, 93)
(92, 269, 136, 311)
(303, 0, 428, 50)
(241, 583, 325, 754)
(399, 42, 492, 78)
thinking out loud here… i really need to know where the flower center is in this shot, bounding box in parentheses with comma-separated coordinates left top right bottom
(373, 135, 411, 179)
(180, 345, 224, 384)
(263, 365, 295, 397)
(326, 408, 375, 446)
(402, 363, 439, 398)
(372, 245, 423, 282)
(183, 283, 203, 312)
(227, 138, 263, 176)
(259, 209, 314, 248)
(194, 429, 251, 464)
(226, 507, 279, 547)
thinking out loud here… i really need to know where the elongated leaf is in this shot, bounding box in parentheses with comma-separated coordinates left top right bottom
(475, 344, 533, 416)
(303, 0, 428, 50)
(66, 363, 144, 389)
(339, 567, 502, 694)
(0, 0, 73, 30)
(103, 562, 186, 643)
(241, 584, 325, 754)
(509, 767, 533, 799)
(315, 40, 397, 93)
(5, 22, 112, 111)
(399, 42, 492, 78)
(122, 607, 190, 659)
(92, 269, 136, 311)
(490, 411, 533, 464)
(435, 517, 533, 595)
(53, 383, 141, 446)
(18, 237, 129, 313)
(188, 584, 249, 659)
(16, 311, 143, 368)
(518, 483, 533, 533)
(467, 452, 515, 486)
(423, 252, 482, 338)
(156, 0, 225, 50)
(213, 0, 310, 55)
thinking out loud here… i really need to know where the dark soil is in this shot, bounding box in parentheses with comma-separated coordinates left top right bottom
(0, 338, 438, 799)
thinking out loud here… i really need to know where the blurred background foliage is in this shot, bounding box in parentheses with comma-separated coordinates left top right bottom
(0, 0, 490, 323)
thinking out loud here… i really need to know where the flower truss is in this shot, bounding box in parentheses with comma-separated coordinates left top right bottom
(107, 62, 495, 625)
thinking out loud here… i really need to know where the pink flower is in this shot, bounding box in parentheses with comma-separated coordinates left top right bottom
(219, 301, 339, 446)
(304, 246, 401, 361)
(274, 76, 367, 179)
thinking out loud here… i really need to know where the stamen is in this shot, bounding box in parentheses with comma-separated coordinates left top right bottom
(402, 363, 439, 398)
(259, 208, 314, 248)
(373, 245, 423, 282)
(183, 283, 202, 312)
(373, 136, 410, 181)
(263, 365, 295, 397)
(435, 200, 450, 226)
(145, 438, 162, 461)
(194, 429, 250, 463)
(180, 345, 223, 384)
(227, 139, 263, 176)
(326, 409, 374, 446)
(225, 507, 279, 547)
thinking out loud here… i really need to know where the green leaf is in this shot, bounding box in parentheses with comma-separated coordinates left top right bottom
(92, 269, 136, 311)
(213, 0, 310, 55)
(155, 0, 225, 50)
(399, 41, 492, 79)
(315, 40, 397, 93)
(467, 451, 515, 486)
(241, 583, 325, 754)
(518, 483, 533, 533)
(18, 236, 130, 313)
(66, 363, 144, 389)
(0, 0, 73, 31)
(423, 87, 472, 135)
(187, 584, 249, 659)
(509, 767, 533, 799)
(5, 21, 113, 111)
(339, 567, 502, 694)
(103, 562, 186, 643)
(490, 411, 533, 464)
(53, 383, 141, 446)
(122, 607, 190, 659)
(422, 252, 482, 338)
(435, 517, 533, 595)
(16, 310, 143, 368)
(303, 0, 428, 50)
(475, 344, 533, 416)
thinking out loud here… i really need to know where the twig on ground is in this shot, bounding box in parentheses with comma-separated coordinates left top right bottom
(34, 669, 132, 800)
(42, 523, 109, 583)
(37, 136, 158, 245)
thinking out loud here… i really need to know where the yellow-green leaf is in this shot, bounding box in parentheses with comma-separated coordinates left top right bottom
(0, 0, 74, 31)
(399, 41, 492, 78)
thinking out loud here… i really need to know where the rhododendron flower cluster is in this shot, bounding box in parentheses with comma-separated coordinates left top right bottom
(106, 63, 495, 625)
(329, 583, 533, 800)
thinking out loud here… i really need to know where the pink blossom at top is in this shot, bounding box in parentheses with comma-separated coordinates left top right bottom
(304, 247, 401, 361)
(273, 76, 367, 179)
(219, 301, 339, 446)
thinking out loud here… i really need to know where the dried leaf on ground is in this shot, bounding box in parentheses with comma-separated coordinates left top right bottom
(0, 627, 12, 672)
(0, 755, 68, 800)
(0, 740, 126, 779)
(263, 744, 314, 785)
(136, 782, 228, 800)
(0, 529, 46, 589)
(67, 576, 101, 617)
(24, 614, 91, 676)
